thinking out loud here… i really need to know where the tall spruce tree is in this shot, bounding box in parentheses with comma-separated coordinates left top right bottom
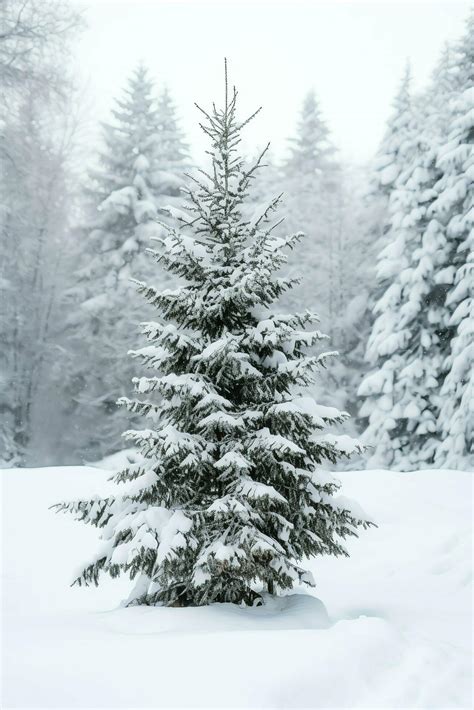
(54, 65, 370, 607)
(359, 18, 473, 471)
(357, 68, 418, 435)
(358, 53, 456, 469)
(68, 66, 188, 461)
(431, 12, 474, 469)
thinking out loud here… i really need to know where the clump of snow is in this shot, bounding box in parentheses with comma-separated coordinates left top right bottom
(1, 465, 472, 708)
(156, 510, 193, 564)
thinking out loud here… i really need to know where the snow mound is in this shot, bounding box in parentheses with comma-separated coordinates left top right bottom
(1, 465, 472, 708)
(105, 593, 329, 637)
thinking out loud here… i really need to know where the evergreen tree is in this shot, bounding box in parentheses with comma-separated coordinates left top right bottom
(68, 66, 188, 461)
(356, 68, 418, 436)
(358, 60, 447, 469)
(359, 26, 472, 471)
(55, 65, 370, 607)
(361, 64, 417, 318)
(372, 63, 416, 198)
(154, 86, 190, 206)
(431, 13, 474, 468)
(282, 89, 338, 318)
(284, 89, 334, 184)
(358, 135, 443, 468)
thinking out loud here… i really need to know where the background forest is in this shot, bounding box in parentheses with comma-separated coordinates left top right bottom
(0, 0, 472, 472)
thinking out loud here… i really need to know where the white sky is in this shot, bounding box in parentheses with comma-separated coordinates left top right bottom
(75, 0, 471, 163)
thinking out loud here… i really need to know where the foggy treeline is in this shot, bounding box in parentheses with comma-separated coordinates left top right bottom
(1, 0, 472, 471)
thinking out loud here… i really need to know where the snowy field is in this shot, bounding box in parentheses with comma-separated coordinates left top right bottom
(2, 464, 472, 709)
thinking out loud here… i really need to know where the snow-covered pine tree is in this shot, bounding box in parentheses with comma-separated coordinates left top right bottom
(362, 64, 418, 298)
(372, 63, 416, 199)
(358, 40, 468, 471)
(153, 86, 190, 207)
(356, 68, 418, 433)
(431, 12, 474, 469)
(284, 89, 334, 185)
(358, 62, 444, 469)
(54, 64, 371, 607)
(282, 89, 338, 318)
(68, 66, 188, 461)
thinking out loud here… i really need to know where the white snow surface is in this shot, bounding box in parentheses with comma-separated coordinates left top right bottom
(1, 465, 472, 708)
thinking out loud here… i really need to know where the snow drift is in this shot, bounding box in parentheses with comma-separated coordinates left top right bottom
(1, 464, 472, 708)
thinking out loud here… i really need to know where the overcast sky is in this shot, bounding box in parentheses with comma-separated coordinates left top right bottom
(75, 0, 471, 163)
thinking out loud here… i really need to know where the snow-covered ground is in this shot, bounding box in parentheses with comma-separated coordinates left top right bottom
(1, 464, 472, 708)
